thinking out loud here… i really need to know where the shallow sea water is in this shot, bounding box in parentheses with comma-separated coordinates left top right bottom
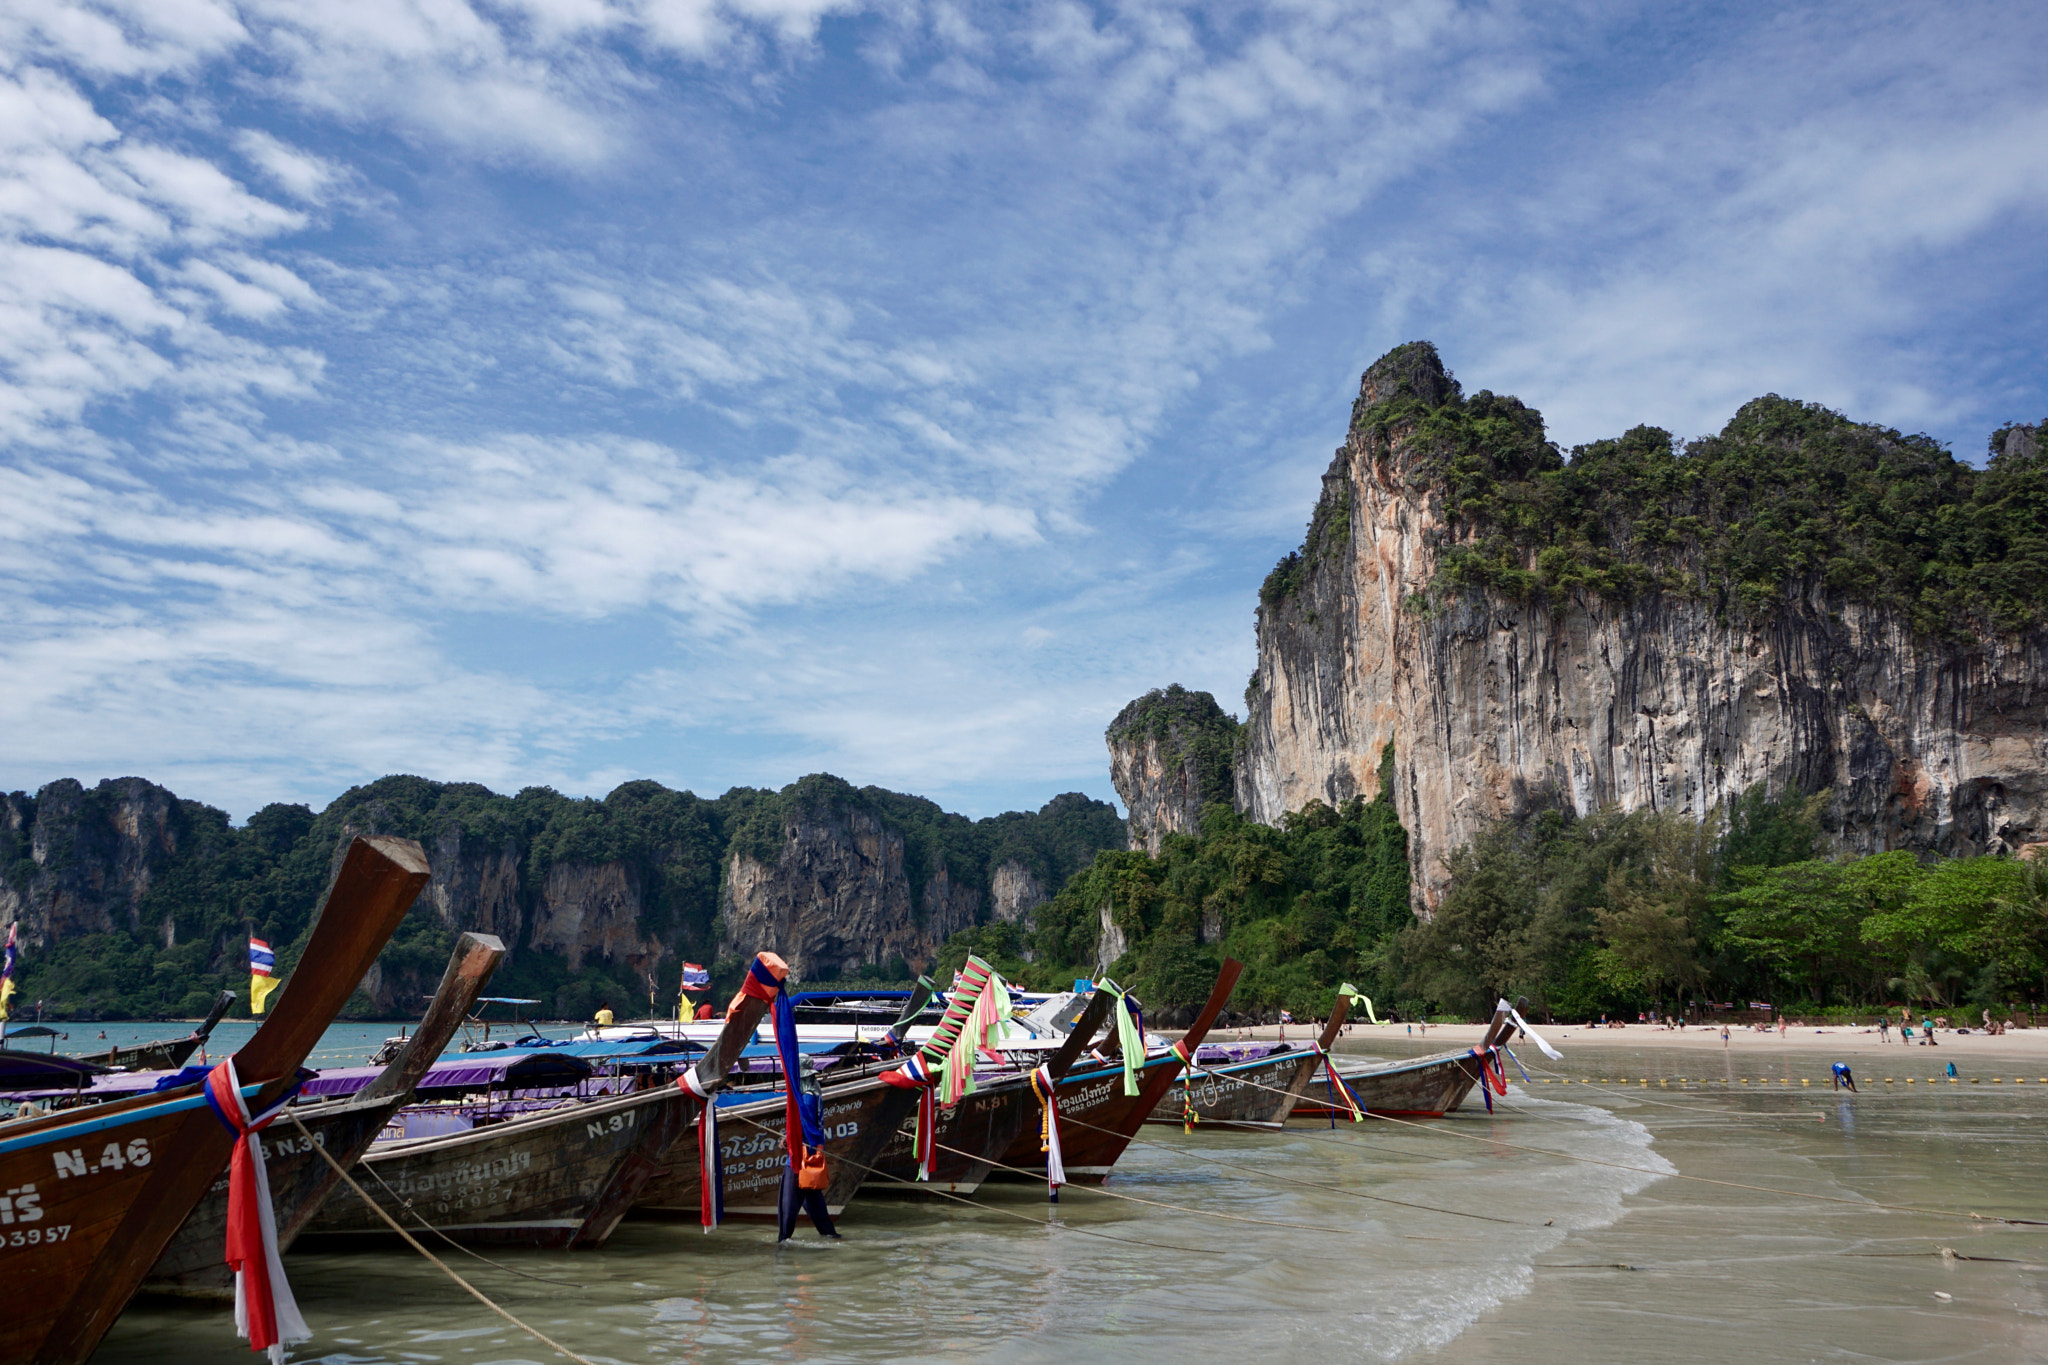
(77, 1034, 2048, 1364)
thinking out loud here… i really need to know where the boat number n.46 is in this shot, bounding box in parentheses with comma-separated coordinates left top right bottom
(52, 1140, 151, 1179)
(585, 1111, 637, 1141)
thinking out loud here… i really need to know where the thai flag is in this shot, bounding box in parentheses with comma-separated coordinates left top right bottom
(1, 921, 17, 1018)
(681, 962, 710, 990)
(249, 938, 275, 977)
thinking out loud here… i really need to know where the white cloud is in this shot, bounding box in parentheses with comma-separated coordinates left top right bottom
(1387, 1, 2048, 448)
(233, 129, 346, 202)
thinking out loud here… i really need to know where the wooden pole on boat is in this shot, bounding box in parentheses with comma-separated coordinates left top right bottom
(359, 933, 506, 1104)
(1101, 960, 1243, 1149)
(1045, 985, 1119, 1079)
(23, 836, 428, 1365)
(1271, 993, 1353, 1116)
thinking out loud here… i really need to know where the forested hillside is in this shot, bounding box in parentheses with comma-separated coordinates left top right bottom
(947, 764, 2048, 1022)
(0, 773, 1121, 1020)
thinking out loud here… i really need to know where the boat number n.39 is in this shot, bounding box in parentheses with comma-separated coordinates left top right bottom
(52, 1140, 151, 1179)
(586, 1111, 637, 1141)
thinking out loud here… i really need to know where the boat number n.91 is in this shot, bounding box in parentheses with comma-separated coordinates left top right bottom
(52, 1140, 151, 1179)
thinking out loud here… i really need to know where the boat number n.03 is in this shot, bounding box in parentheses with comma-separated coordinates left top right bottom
(51, 1140, 152, 1179)
(586, 1110, 637, 1141)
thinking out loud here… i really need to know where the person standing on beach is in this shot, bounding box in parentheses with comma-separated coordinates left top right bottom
(1878, 1016, 1890, 1043)
(1722, 1026, 1730, 1046)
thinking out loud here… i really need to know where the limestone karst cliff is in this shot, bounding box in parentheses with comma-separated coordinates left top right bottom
(0, 772, 1121, 1018)
(1123, 343, 2048, 911)
(1105, 685, 1240, 854)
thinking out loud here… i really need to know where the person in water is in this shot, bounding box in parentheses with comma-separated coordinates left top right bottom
(594, 1001, 615, 1028)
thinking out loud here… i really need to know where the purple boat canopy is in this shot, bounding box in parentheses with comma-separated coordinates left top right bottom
(299, 1051, 594, 1098)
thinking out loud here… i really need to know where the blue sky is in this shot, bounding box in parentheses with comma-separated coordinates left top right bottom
(3, 0, 2045, 824)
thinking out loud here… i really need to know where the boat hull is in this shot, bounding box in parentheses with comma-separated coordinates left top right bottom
(987, 1054, 1177, 1183)
(140, 1091, 400, 1295)
(1288, 1048, 1485, 1120)
(1143, 1047, 1319, 1130)
(636, 1075, 915, 1221)
(866, 1070, 1036, 1196)
(298, 1085, 690, 1248)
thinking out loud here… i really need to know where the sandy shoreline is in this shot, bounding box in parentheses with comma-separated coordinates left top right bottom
(1203, 1018, 2048, 1060)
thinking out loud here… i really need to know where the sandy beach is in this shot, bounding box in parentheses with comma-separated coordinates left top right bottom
(1208, 1018, 2048, 1062)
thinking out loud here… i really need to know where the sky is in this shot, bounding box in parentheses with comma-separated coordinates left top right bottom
(3, 0, 2046, 825)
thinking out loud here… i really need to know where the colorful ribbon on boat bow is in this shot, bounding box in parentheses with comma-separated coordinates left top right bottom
(1337, 983, 1382, 1025)
(677, 1066, 723, 1233)
(1501, 999, 1564, 1061)
(881, 1053, 940, 1181)
(1468, 1045, 1509, 1112)
(1028, 1064, 1065, 1201)
(203, 1059, 310, 1363)
(1314, 1043, 1366, 1126)
(1112, 989, 1148, 1096)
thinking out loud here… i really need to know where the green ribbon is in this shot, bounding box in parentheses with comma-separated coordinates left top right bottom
(1337, 983, 1381, 1025)
(1110, 987, 1147, 1096)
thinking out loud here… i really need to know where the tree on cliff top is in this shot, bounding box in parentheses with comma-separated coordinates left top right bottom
(1106, 684, 1242, 812)
(1298, 342, 2048, 635)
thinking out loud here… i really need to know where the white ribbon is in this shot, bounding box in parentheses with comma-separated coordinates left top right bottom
(1501, 1001, 1563, 1061)
(1030, 1064, 1065, 1200)
(212, 1059, 311, 1362)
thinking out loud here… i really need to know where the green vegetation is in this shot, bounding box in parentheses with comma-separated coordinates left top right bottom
(1, 775, 1121, 1021)
(1106, 685, 1242, 809)
(948, 755, 2048, 1024)
(974, 744, 1410, 1017)
(1266, 340, 2048, 635)
(1403, 787, 2048, 1021)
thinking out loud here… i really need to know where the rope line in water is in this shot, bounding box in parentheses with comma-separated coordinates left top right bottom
(286, 1111, 605, 1365)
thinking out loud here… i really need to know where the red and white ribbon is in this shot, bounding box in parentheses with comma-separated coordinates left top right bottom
(1029, 1065, 1064, 1201)
(881, 1054, 938, 1180)
(204, 1059, 310, 1363)
(678, 1067, 722, 1232)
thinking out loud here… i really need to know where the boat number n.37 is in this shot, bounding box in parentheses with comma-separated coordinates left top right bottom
(52, 1140, 151, 1179)
(586, 1111, 637, 1141)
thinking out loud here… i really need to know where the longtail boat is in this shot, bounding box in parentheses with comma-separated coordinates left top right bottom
(1145, 995, 1352, 1130)
(633, 977, 937, 1220)
(75, 992, 237, 1074)
(990, 959, 1243, 1185)
(300, 951, 794, 1248)
(0, 835, 428, 1365)
(1289, 1001, 1517, 1120)
(866, 981, 1118, 1196)
(140, 931, 505, 1297)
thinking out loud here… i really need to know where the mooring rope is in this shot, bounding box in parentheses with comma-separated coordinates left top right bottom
(287, 1112, 606, 1365)
(356, 1148, 590, 1288)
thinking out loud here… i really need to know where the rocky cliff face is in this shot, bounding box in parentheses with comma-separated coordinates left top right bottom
(0, 778, 193, 949)
(1232, 344, 2048, 908)
(2, 770, 1123, 1018)
(1106, 685, 1239, 854)
(719, 802, 981, 979)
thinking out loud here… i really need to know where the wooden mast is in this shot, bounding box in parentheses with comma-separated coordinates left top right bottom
(6, 836, 428, 1365)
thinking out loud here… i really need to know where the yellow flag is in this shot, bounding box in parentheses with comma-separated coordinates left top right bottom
(250, 972, 282, 1015)
(0, 977, 14, 1022)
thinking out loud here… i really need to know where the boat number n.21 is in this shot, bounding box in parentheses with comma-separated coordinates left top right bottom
(52, 1140, 151, 1179)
